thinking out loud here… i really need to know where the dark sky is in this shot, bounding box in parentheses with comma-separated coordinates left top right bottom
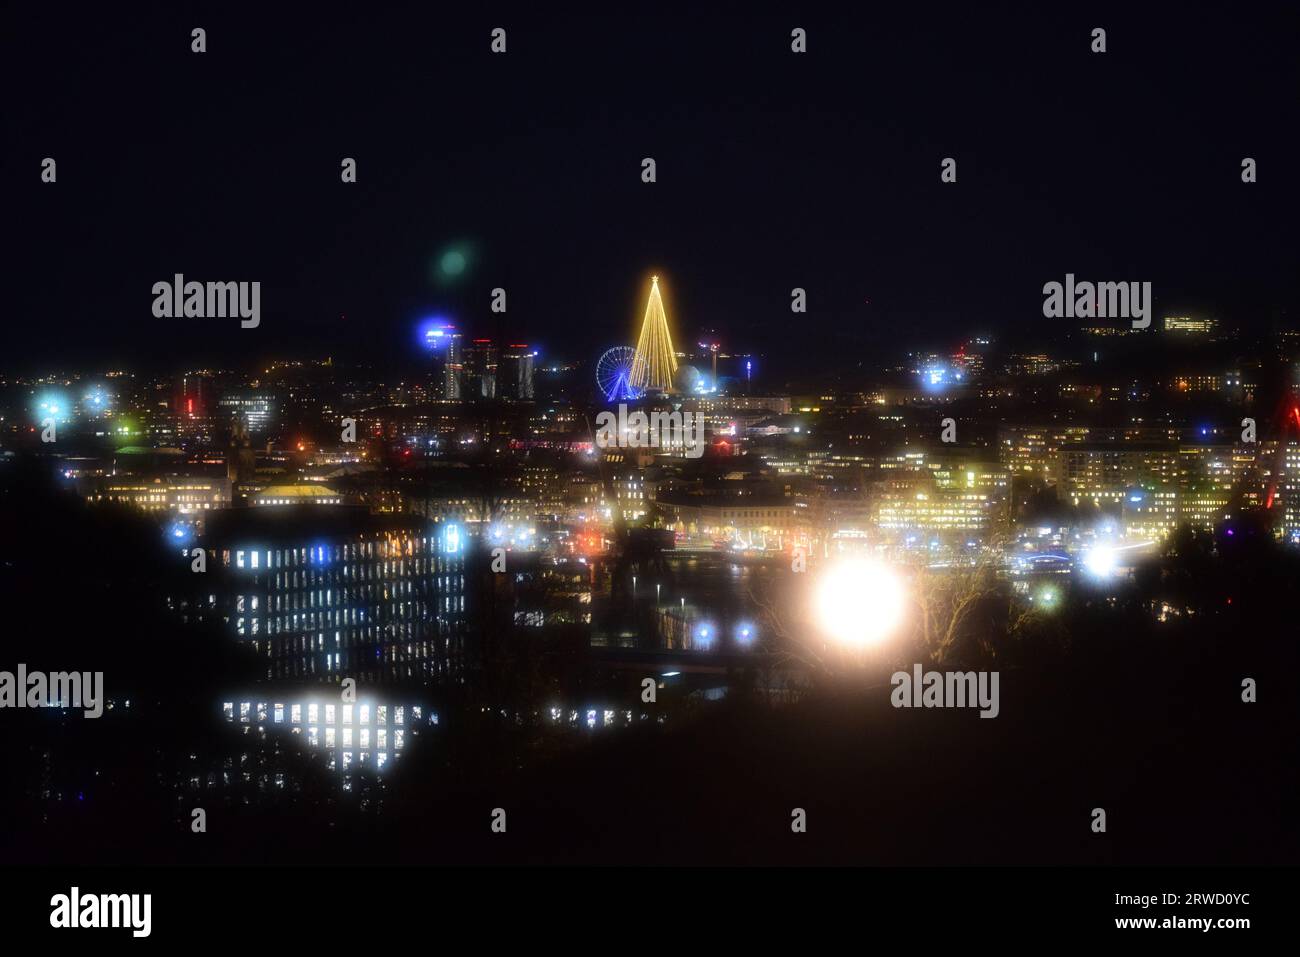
(5, 3, 1297, 377)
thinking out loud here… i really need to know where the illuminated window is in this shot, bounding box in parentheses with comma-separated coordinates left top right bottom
(325, 728, 336, 748)
(325, 704, 336, 724)
(342, 704, 353, 725)
(308, 703, 318, 723)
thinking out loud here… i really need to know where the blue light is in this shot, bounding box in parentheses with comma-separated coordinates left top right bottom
(920, 365, 951, 392)
(603, 370, 634, 402)
(419, 317, 456, 350)
(443, 523, 462, 554)
(735, 621, 756, 645)
(34, 392, 72, 423)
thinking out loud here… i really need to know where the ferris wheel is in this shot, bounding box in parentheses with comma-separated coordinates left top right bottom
(596, 346, 641, 401)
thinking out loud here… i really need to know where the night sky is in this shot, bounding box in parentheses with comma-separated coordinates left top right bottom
(6, 4, 1297, 376)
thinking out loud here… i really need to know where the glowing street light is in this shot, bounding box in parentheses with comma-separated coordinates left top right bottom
(1082, 545, 1117, 579)
(814, 558, 906, 649)
(735, 621, 756, 646)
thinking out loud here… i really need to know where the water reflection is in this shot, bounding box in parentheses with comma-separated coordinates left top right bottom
(593, 552, 779, 650)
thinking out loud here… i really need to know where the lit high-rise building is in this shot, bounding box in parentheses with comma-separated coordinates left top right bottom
(174, 372, 217, 443)
(423, 322, 463, 399)
(1057, 443, 1182, 508)
(219, 694, 436, 775)
(462, 339, 498, 398)
(217, 391, 276, 434)
(873, 472, 1001, 541)
(1283, 443, 1300, 544)
(197, 507, 469, 683)
(498, 344, 536, 400)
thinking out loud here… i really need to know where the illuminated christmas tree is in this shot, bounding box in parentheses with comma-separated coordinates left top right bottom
(629, 275, 678, 394)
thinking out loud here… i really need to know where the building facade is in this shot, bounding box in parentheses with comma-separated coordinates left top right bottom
(201, 506, 468, 684)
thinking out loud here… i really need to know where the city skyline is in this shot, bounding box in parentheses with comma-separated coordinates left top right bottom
(4, 3, 1298, 934)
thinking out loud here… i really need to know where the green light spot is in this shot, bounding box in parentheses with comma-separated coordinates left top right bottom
(440, 250, 467, 276)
